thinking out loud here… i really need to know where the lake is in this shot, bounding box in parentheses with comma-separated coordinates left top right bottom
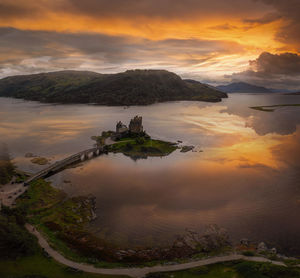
(1, 93, 300, 255)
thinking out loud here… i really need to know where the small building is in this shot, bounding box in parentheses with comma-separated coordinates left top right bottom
(129, 116, 143, 134)
(116, 121, 128, 134)
(114, 121, 128, 140)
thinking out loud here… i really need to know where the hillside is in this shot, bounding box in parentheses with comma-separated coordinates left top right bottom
(217, 82, 273, 93)
(0, 70, 227, 105)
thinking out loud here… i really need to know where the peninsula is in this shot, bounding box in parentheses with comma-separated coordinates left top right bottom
(0, 69, 227, 105)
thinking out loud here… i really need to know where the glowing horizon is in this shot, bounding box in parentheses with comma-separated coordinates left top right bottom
(0, 0, 299, 89)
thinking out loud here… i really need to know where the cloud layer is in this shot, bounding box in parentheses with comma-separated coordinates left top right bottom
(0, 0, 299, 89)
(0, 27, 244, 78)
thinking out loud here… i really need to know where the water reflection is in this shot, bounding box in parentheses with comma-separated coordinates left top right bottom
(221, 93, 300, 135)
(0, 95, 300, 254)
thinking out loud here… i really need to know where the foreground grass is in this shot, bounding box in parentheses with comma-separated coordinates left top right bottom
(15, 180, 138, 268)
(0, 253, 126, 278)
(250, 104, 300, 112)
(147, 261, 300, 278)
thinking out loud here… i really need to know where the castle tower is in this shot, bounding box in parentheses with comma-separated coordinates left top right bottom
(129, 116, 143, 134)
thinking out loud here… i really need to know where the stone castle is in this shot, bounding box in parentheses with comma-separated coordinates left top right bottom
(129, 116, 143, 134)
(114, 116, 144, 139)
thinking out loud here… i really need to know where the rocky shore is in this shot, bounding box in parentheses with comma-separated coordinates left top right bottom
(114, 225, 231, 262)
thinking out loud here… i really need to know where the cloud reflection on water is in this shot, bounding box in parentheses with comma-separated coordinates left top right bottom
(1, 95, 300, 253)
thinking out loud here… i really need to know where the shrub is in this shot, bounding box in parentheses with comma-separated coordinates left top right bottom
(234, 261, 300, 278)
(135, 137, 145, 145)
(0, 210, 38, 258)
(234, 262, 266, 278)
(242, 250, 255, 256)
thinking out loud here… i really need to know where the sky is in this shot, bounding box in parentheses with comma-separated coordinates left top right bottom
(0, 0, 300, 90)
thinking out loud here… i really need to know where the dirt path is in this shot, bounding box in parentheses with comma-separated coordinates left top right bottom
(25, 224, 291, 278)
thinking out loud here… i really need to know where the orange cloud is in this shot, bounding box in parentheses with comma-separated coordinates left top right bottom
(0, 0, 298, 85)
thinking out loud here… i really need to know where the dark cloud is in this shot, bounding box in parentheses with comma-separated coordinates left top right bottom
(238, 162, 278, 171)
(226, 52, 300, 90)
(243, 12, 281, 25)
(255, 0, 300, 48)
(0, 0, 270, 22)
(0, 2, 36, 18)
(65, 0, 267, 20)
(250, 52, 300, 75)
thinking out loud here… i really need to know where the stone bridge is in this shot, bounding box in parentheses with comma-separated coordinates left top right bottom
(25, 146, 105, 185)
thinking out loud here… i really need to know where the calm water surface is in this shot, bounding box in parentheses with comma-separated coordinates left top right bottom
(1, 94, 300, 254)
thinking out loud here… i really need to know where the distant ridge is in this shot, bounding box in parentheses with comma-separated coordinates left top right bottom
(0, 69, 227, 106)
(216, 82, 273, 93)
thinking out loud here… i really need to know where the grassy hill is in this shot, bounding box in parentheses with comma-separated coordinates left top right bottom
(0, 70, 227, 105)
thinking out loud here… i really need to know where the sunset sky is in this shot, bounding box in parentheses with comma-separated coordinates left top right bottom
(0, 0, 300, 90)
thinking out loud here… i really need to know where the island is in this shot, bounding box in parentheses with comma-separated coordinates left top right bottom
(0, 69, 228, 105)
(250, 104, 300, 112)
(92, 116, 179, 160)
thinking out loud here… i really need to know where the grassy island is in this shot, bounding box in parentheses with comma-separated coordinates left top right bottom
(250, 104, 300, 112)
(107, 136, 178, 159)
(92, 116, 179, 160)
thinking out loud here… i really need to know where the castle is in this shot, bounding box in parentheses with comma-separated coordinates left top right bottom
(129, 116, 143, 134)
(114, 116, 144, 139)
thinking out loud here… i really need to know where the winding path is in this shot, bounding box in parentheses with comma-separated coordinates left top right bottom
(25, 224, 291, 278)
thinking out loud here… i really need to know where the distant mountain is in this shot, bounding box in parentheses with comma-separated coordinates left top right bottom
(216, 82, 273, 93)
(0, 70, 227, 105)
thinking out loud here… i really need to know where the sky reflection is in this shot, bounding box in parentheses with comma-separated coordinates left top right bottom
(1, 94, 300, 253)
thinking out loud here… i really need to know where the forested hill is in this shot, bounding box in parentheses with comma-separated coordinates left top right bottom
(0, 69, 227, 105)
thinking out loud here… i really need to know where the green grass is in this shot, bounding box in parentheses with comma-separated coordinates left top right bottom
(0, 253, 127, 278)
(146, 261, 300, 278)
(109, 137, 177, 159)
(250, 104, 300, 112)
(15, 180, 134, 268)
(147, 262, 238, 278)
(35, 224, 127, 269)
(17, 179, 66, 213)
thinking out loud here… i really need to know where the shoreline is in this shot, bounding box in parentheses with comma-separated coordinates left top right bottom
(25, 223, 299, 278)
